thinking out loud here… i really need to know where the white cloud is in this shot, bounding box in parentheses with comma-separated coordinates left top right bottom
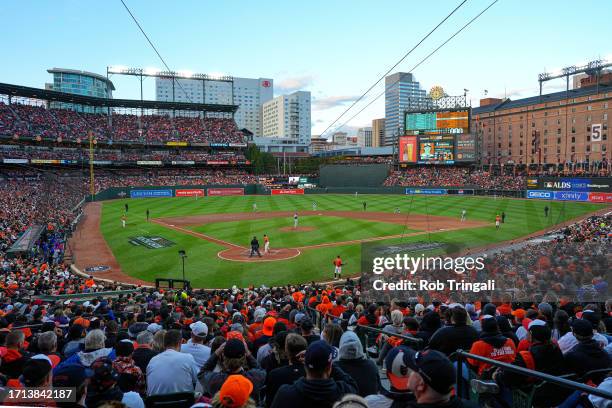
(312, 95, 360, 110)
(275, 75, 315, 93)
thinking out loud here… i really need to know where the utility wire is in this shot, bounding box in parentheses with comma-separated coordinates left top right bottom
(319, 0, 469, 138)
(330, 0, 499, 135)
(119, 0, 194, 104)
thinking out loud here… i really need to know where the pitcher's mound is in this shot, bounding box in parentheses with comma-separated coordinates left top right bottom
(279, 226, 316, 232)
(218, 247, 300, 262)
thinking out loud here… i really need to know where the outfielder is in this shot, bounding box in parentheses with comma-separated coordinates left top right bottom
(252, 202, 258, 212)
(293, 212, 299, 228)
(333, 255, 343, 279)
(312, 201, 317, 211)
(121, 214, 127, 228)
(461, 209, 466, 222)
(263, 234, 270, 254)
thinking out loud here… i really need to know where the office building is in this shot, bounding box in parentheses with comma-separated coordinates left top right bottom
(262, 91, 311, 144)
(384, 72, 427, 145)
(156, 76, 273, 136)
(46, 68, 114, 113)
(371, 118, 385, 147)
(357, 127, 373, 147)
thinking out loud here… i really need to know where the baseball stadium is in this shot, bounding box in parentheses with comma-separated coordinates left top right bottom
(1, 2, 612, 408)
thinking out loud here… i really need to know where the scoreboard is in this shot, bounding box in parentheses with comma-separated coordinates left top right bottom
(401, 108, 474, 164)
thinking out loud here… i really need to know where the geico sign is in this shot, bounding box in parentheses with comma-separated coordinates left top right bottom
(527, 190, 552, 199)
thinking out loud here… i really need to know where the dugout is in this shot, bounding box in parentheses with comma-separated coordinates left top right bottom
(319, 164, 390, 187)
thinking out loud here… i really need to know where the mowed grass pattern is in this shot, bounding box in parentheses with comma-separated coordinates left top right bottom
(99, 194, 607, 288)
(191, 216, 415, 248)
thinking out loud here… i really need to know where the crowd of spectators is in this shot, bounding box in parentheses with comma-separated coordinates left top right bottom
(0, 102, 245, 144)
(0, 146, 246, 163)
(384, 168, 527, 190)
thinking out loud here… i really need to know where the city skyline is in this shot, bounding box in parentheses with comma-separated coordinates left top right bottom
(1, 0, 610, 137)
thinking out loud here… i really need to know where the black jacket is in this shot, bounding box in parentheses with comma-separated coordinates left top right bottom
(336, 357, 380, 397)
(265, 363, 306, 408)
(564, 339, 611, 382)
(498, 342, 570, 406)
(270, 365, 358, 408)
(428, 325, 478, 356)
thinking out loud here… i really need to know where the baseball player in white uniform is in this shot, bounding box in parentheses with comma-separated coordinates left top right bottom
(461, 209, 466, 222)
(293, 212, 299, 228)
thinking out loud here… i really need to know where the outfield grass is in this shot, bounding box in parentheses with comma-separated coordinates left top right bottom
(191, 216, 416, 248)
(99, 194, 607, 288)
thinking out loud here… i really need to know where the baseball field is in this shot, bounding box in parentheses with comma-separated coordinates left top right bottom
(72, 194, 606, 288)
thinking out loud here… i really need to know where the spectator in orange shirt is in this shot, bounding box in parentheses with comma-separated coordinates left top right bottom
(316, 296, 333, 317)
(468, 317, 516, 376)
(330, 298, 347, 318)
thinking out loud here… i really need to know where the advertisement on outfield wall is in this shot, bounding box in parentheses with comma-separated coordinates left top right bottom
(271, 188, 305, 195)
(171, 161, 195, 165)
(537, 177, 611, 192)
(3, 158, 28, 164)
(130, 189, 173, 198)
(588, 192, 612, 203)
(175, 189, 205, 197)
(398, 136, 417, 163)
(207, 188, 245, 196)
(406, 188, 447, 195)
(554, 191, 589, 201)
(136, 160, 162, 166)
(527, 190, 554, 199)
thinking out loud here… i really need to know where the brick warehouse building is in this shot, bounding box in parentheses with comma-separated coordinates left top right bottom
(471, 84, 611, 166)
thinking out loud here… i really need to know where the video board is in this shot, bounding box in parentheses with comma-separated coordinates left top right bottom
(455, 133, 476, 162)
(405, 109, 469, 135)
(418, 135, 455, 164)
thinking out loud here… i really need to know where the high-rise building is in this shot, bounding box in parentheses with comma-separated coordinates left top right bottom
(262, 91, 311, 144)
(357, 127, 373, 147)
(156, 76, 273, 136)
(371, 118, 385, 147)
(46, 68, 114, 113)
(384, 72, 427, 145)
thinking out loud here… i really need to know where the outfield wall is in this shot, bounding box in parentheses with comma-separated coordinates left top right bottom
(319, 164, 391, 187)
(92, 184, 260, 201)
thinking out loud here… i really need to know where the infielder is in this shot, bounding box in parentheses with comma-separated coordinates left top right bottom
(312, 201, 317, 211)
(461, 209, 466, 222)
(333, 255, 343, 279)
(263, 234, 270, 254)
(495, 214, 501, 229)
(293, 212, 299, 228)
(121, 214, 127, 228)
(252, 203, 258, 212)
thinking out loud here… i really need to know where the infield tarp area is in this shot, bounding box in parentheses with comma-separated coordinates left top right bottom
(319, 164, 391, 187)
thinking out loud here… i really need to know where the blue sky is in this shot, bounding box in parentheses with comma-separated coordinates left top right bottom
(1, 0, 610, 136)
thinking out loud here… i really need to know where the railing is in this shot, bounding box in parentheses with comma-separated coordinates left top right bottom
(455, 350, 612, 401)
(306, 306, 423, 350)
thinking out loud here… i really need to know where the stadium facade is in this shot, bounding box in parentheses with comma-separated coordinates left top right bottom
(472, 86, 611, 165)
(156, 76, 273, 137)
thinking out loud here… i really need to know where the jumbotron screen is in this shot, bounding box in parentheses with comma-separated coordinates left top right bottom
(417, 134, 455, 164)
(405, 109, 470, 135)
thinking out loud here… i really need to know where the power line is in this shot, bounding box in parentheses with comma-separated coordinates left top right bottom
(319, 0, 469, 138)
(331, 0, 499, 135)
(119, 0, 194, 104)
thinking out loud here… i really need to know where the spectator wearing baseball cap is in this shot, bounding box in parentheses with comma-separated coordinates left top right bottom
(211, 374, 256, 408)
(558, 311, 609, 354)
(404, 349, 476, 408)
(146, 329, 199, 396)
(298, 317, 319, 345)
(53, 363, 93, 408)
(181, 320, 211, 369)
(253, 317, 276, 351)
(270, 340, 357, 408)
(365, 346, 415, 408)
(199, 338, 266, 404)
(112, 339, 145, 395)
(564, 319, 611, 382)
